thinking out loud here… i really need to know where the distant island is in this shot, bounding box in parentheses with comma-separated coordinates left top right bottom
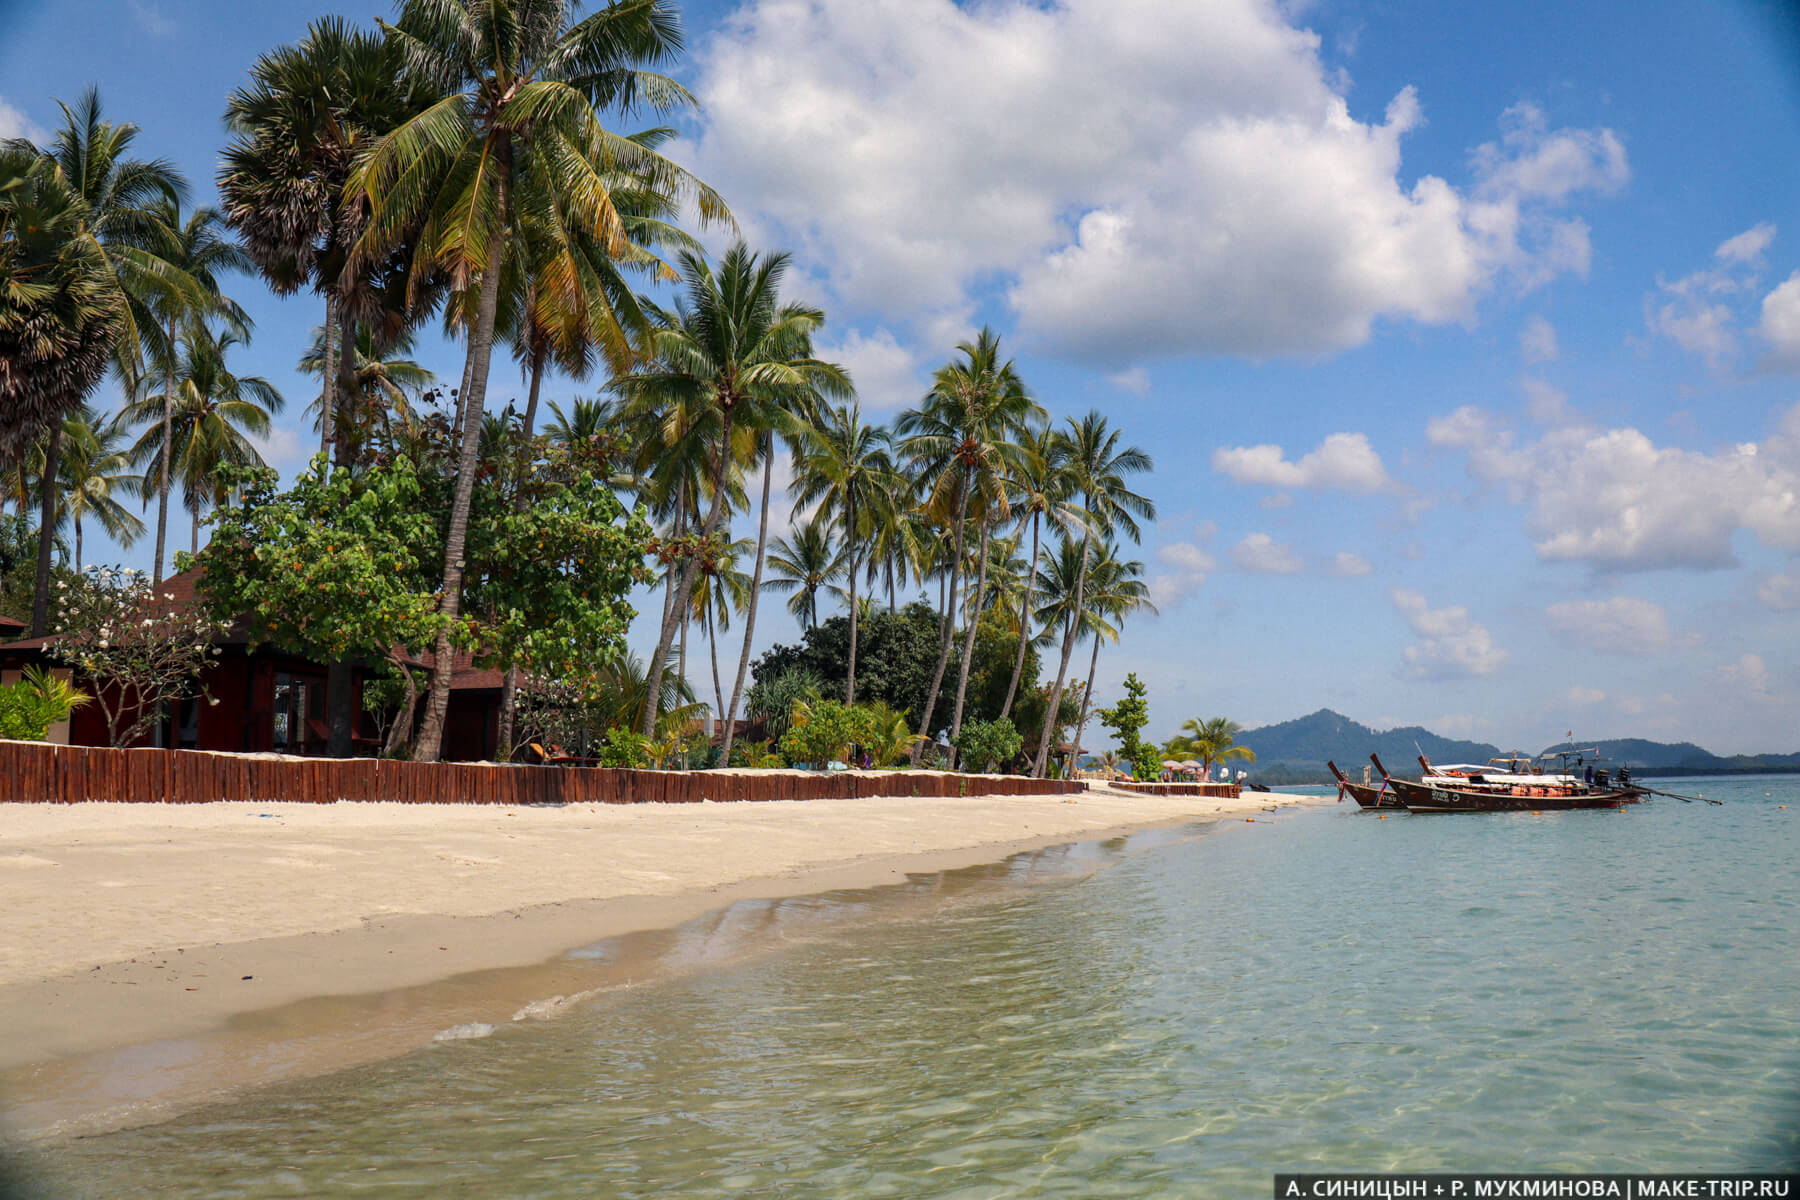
(1236, 709, 1800, 785)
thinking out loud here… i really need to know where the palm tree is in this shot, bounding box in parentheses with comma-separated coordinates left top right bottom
(221, 17, 442, 469)
(613, 245, 846, 737)
(1063, 542, 1153, 777)
(129, 200, 251, 586)
(791, 402, 901, 704)
(999, 418, 1080, 719)
(1032, 411, 1155, 776)
(125, 328, 283, 554)
(762, 516, 846, 630)
(298, 324, 435, 462)
(53, 407, 145, 571)
(690, 532, 753, 724)
(5, 92, 189, 634)
(349, 0, 730, 761)
(1168, 717, 1256, 779)
(896, 327, 1041, 754)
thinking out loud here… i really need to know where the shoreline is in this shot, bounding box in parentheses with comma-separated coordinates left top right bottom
(0, 787, 1332, 1140)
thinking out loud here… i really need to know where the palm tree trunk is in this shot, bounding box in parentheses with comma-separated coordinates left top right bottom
(948, 516, 991, 745)
(721, 448, 773, 764)
(75, 515, 83, 574)
(1033, 528, 1091, 777)
(1000, 511, 1040, 720)
(383, 659, 418, 758)
(1068, 631, 1103, 778)
(494, 354, 547, 764)
(153, 320, 176, 586)
(708, 606, 725, 734)
(29, 421, 62, 639)
(333, 313, 357, 468)
(844, 492, 858, 705)
(914, 482, 968, 750)
(413, 211, 510, 763)
(318, 295, 339, 460)
(643, 405, 735, 737)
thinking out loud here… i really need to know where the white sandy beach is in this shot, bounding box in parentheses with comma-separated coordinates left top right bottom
(0, 784, 1329, 1136)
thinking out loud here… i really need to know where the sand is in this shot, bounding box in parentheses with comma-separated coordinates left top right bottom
(0, 783, 1330, 1137)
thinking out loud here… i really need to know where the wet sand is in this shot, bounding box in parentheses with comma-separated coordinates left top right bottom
(0, 784, 1329, 1138)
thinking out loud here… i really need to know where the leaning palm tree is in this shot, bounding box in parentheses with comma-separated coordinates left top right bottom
(689, 532, 753, 724)
(791, 402, 901, 704)
(896, 327, 1041, 754)
(613, 244, 847, 737)
(348, 0, 730, 761)
(762, 516, 846, 631)
(1032, 411, 1155, 776)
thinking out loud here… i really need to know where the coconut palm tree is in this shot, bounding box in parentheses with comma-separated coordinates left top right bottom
(348, 0, 730, 761)
(53, 407, 145, 571)
(1167, 717, 1256, 779)
(4, 93, 190, 634)
(791, 402, 901, 704)
(1032, 411, 1154, 776)
(613, 244, 847, 736)
(896, 328, 1041, 754)
(762, 516, 846, 631)
(1062, 542, 1153, 777)
(125, 328, 283, 554)
(298, 324, 435, 457)
(999, 418, 1081, 720)
(689, 532, 753, 724)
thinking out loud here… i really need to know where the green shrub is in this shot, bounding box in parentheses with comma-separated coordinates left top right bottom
(596, 726, 649, 768)
(0, 667, 90, 742)
(778, 699, 879, 768)
(954, 717, 1022, 774)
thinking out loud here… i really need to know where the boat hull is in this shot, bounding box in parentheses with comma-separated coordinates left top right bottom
(1392, 779, 1641, 813)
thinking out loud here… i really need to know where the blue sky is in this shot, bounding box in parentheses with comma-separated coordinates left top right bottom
(5, 0, 1799, 753)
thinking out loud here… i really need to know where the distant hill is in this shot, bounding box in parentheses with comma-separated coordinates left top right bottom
(1236, 709, 1502, 775)
(1233, 712, 1800, 785)
(1538, 740, 1800, 772)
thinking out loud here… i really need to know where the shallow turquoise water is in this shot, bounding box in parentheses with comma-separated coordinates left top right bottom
(13, 778, 1800, 1197)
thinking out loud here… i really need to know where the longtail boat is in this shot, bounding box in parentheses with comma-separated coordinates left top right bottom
(1369, 752, 1644, 813)
(1327, 760, 1400, 809)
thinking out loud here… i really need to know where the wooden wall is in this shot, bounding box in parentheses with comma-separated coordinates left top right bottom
(0, 740, 1087, 805)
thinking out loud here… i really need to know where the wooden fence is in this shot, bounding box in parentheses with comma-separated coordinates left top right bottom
(1113, 781, 1243, 798)
(0, 740, 1086, 806)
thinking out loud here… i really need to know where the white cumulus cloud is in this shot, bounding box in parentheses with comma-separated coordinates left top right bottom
(816, 327, 923, 412)
(1232, 533, 1302, 574)
(1212, 431, 1393, 493)
(0, 96, 46, 144)
(1757, 271, 1800, 372)
(1646, 223, 1782, 370)
(1391, 588, 1508, 680)
(1520, 314, 1559, 364)
(1427, 403, 1800, 570)
(1543, 596, 1673, 654)
(1148, 539, 1216, 610)
(1327, 551, 1374, 577)
(688, 0, 1628, 365)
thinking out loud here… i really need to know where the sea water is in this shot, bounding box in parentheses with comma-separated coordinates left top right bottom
(9, 778, 1798, 1197)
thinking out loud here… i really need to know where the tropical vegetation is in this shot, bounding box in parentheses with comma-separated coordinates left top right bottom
(0, 1, 1176, 776)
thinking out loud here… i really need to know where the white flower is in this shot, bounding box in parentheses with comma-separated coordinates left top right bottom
(164, 593, 174, 601)
(97, 640, 109, 649)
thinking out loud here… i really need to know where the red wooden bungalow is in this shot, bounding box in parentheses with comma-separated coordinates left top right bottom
(0, 569, 500, 760)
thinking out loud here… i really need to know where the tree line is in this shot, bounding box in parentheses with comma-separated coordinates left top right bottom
(1, 0, 1159, 775)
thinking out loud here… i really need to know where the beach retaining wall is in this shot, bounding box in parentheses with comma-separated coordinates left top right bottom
(1112, 781, 1242, 798)
(0, 740, 1087, 805)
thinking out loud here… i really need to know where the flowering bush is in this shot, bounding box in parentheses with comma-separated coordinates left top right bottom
(50, 566, 229, 747)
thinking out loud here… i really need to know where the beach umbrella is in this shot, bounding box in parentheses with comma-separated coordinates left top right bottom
(1180, 760, 1201, 770)
(1162, 759, 1180, 769)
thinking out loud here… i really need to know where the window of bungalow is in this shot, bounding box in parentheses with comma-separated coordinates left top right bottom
(273, 672, 293, 751)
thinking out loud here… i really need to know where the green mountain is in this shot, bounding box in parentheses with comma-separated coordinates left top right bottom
(1235, 709, 1502, 774)
(1231, 713, 1800, 783)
